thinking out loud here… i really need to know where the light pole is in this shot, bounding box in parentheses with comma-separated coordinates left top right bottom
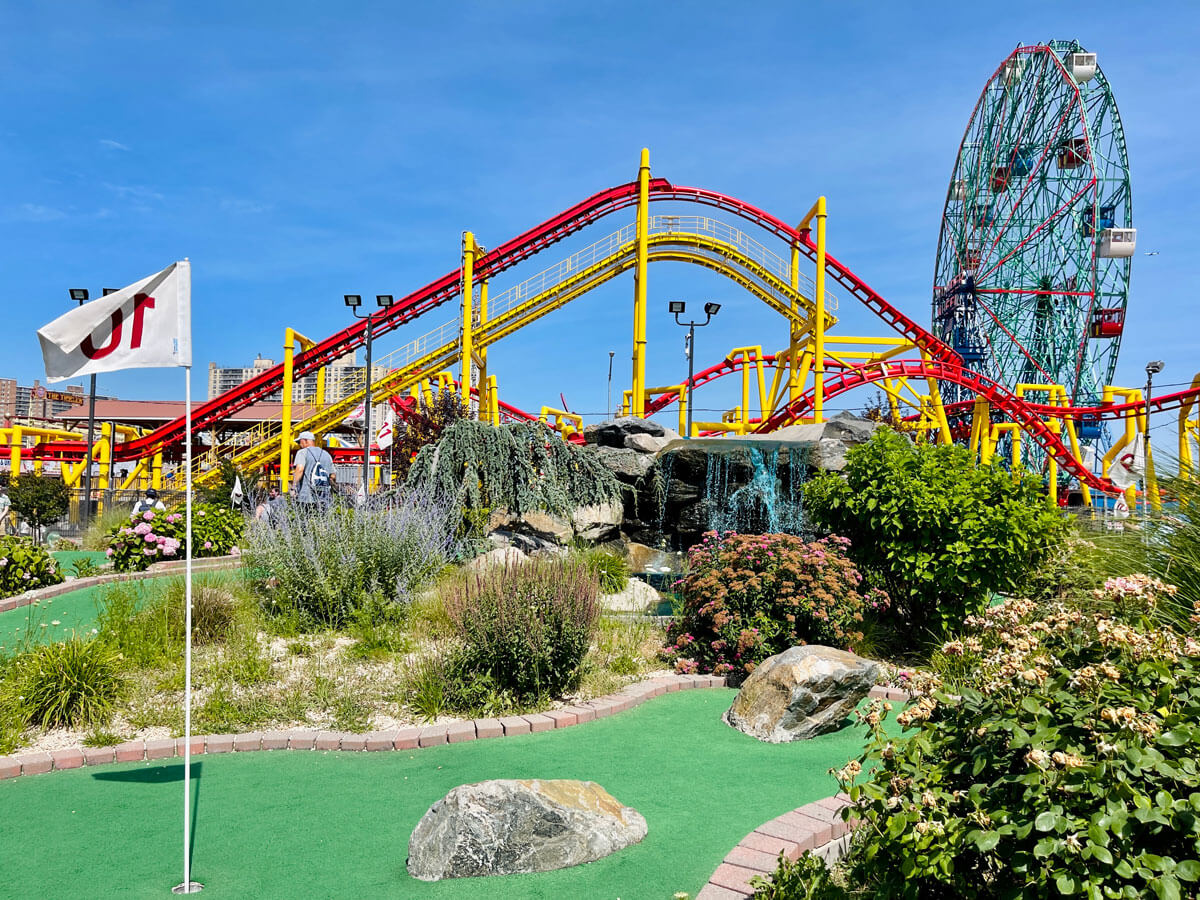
(607, 351, 614, 419)
(1144, 360, 1164, 517)
(669, 301, 721, 438)
(344, 294, 393, 495)
(68, 288, 114, 528)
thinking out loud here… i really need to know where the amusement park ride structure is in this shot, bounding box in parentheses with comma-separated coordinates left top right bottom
(5, 42, 1200, 513)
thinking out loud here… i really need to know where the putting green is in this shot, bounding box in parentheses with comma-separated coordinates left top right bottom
(0, 570, 237, 656)
(0, 689, 868, 900)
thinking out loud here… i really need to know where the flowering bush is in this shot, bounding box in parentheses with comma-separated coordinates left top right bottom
(106, 510, 185, 572)
(104, 504, 245, 572)
(244, 490, 457, 627)
(0, 536, 63, 597)
(831, 576, 1200, 899)
(662, 532, 887, 680)
(805, 428, 1066, 637)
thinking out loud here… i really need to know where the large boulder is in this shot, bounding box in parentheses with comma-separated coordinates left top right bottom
(600, 577, 661, 613)
(593, 446, 655, 481)
(571, 500, 623, 542)
(465, 545, 527, 573)
(585, 417, 666, 448)
(407, 779, 647, 881)
(726, 645, 879, 743)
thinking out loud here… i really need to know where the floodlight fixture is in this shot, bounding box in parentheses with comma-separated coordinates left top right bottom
(343, 294, 362, 308)
(376, 294, 394, 308)
(1146, 360, 1165, 376)
(704, 302, 722, 316)
(102, 288, 118, 296)
(668, 301, 686, 314)
(69, 289, 89, 302)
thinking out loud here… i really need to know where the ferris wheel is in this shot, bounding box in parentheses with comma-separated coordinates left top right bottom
(932, 40, 1135, 416)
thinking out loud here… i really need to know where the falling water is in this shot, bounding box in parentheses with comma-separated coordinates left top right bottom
(705, 446, 808, 535)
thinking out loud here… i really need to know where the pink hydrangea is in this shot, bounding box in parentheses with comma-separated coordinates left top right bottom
(144, 534, 157, 543)
(143, 548, 156, 556)
(105, 548, 114, 557)
(143, 511, 156, 521)
(133, 523, 151, 535)
(203, 541, 212, 549)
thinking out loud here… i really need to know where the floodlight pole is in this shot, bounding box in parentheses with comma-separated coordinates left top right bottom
(670, 301, 720, 439)
(70, 288, 112, 531)
(1143, 360, 1164, 519)
(607, 351, 614, 418)
(345, 295, 393, 498)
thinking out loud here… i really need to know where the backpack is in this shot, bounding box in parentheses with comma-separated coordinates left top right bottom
(309, 453, 332, 495)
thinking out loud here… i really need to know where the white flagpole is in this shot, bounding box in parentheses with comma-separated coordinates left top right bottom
(174, 366, 201, 894)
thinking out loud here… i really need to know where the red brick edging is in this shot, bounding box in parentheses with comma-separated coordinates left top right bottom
(695, 684, 912, 899)
(0, 673, 727, 779)
(0, 555, 242, 615)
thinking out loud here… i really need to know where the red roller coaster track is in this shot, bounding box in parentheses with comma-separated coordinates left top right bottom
(37, 178, 956, 464)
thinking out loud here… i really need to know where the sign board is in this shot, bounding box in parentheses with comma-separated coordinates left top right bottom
(45, 390, 84, 406)
(32, 385, 46, 400)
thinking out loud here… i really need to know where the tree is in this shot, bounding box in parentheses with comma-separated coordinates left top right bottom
(9, 475, 70, 542)
(387, 389, 469, 479)
(199, 460, 261, 511)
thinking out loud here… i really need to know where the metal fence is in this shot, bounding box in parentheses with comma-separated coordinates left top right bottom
(40, 488, 189, 540)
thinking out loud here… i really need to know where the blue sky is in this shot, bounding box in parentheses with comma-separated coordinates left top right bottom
(2, 1, 1197, 443)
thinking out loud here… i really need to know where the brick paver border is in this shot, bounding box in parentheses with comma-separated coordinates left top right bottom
(0, 674, 727, 779)
(0, 555, 242, 615)
(694, 684, 911, 899)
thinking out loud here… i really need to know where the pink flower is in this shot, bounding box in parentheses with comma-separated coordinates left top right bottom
(163, 547, 177, 556)
(143, 548, 156, 556)
(203, 541, 213, 549)
(230, 546, 241, 557)
(143, 511, 155, 521)
(144, 534, 156, 543)
(105, 548, 114, 557)
(133, 523, 151, 535)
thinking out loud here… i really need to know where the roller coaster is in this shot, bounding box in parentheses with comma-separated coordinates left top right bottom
(8, 44, 1200, 511)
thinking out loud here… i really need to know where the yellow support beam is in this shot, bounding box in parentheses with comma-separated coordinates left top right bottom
(460, 231, 476, 404)
(812, 197, 827, 422)
(632, 148, 650, 417)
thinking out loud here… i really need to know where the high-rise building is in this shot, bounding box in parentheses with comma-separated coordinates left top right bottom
(0, 379, 87, 422)
(207, 352, 372, 403)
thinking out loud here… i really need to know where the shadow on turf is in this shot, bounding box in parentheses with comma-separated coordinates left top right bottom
(93, 762, 202, 870)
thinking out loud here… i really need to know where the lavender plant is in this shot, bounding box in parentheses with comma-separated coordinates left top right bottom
(243, 489, 458, 627)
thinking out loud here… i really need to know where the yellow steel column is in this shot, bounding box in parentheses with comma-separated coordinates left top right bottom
(477, 279, 489, 415)
(152, 451, 163, 490)
(632, 148, 650, 418)
(813, 196, 827, 423)
(279, 329, 297, 493)
(1047, 420, 1059, 506)
(460, 232, 476, 404)
(789, 244, 802, 401)
(8, 427, 20, 480)
(678, 386, 688, 436)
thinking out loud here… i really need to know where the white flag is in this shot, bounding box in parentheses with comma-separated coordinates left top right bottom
(1109, 441, 1145, 491)
(375, 409, 394, 450)
(37, 261, 191, 382)
(343, 403, 365, 426)
(1112, 494, 1130, 520)
(231, 475, 244, 508)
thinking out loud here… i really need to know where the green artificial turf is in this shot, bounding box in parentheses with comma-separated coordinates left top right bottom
(0, 689, 869, 900)
(0, 570, 237, 656)
(50, 550, 111, 571)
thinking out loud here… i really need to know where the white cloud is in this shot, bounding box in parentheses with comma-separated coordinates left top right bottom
(12, 203, 66, 222)
(99, 138, 130, 151)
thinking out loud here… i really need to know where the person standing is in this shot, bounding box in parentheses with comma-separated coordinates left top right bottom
(291, 431, 336, 509)
(0, 486, 12, 535)
(131, 488, 166, 519)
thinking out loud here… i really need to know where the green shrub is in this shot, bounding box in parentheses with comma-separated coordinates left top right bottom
(161, 578, 238, 645)
(3, 638, 122, 728)
(245, 490, 456, 628)
(0, 536, 64, 597)
(445, 557, 600, 703)
(805, 429, 1065, 639)
(186, 503, 245, 557)
(69, 556, 103, 578)
(751, 851, 846, 899)
(835, 578, 1200, 899)
(96, 582, 177, 668)
(663, 532, 887, 681)
(583, 547, 630, 594)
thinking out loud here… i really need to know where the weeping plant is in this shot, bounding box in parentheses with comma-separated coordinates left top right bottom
(405, 421, 620, 518)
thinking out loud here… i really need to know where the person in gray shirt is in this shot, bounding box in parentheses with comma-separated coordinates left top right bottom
(290, 431, 337, 508)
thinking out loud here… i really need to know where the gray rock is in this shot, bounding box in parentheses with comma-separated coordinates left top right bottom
(593, 446, 655, 481)
(586, 417, 667, 448)
(489, 530, 564, 556)
(600, 577, 661, 613)
(571, 500, 623, 542)
(727, 645, 879, 743)
(622, 541, 687, 575)
(465, 545, 527, 572)
(824, 410, 879, 443)
(625, 432, 669, 454)
(407, 779, 647, 881)
(812, 438, 850, 471)
(515, 511, 574, 545)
